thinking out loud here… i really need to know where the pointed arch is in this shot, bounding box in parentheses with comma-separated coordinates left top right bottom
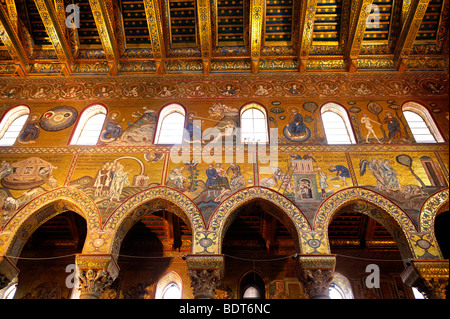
(239, 270, 266, 299)
(314, 187, 417, 232)
(314, 187, 420, 260)
(419, 188, 449, 233)
(154, 270, 183, 299)
(208, 186, 311, 254)
(329, 272, 354, 299)
(102, 186, 205, 258)
(0, 187, 99, 263)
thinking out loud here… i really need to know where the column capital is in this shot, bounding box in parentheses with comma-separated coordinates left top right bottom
(185, 254, 224, 299)
(401, 259, 449, 299)
(75, 254, 119, 299)
(296, 254, 336, 299)
(0, 256, 19, 290)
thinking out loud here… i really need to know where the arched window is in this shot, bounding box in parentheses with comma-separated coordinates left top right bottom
(240, 103, 269, 143)
(0, 105, 30, 146)
(1, 281, 17, 299)
(412, 287, 425, 299)
(239, 271, 265, 299)
(155, 271, 183, 299)
(154, 104, 186, 144)
(70, 104, 107, 145)
(329, 273, 354, 299)
(162, 283, 181, 299)
(243, 286, 261, 299)
(321, 103, 356, 144)
(402, 102, 444, 143)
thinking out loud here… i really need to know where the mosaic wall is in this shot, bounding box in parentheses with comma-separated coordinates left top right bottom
(0, 72, 448, 262)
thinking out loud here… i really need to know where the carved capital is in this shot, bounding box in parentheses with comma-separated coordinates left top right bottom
(77, 268, 113, 299)
(401, 259, 449, 299)
(0, 256, 19, 290)
(301, 268, 334, 299)
(188, 268, 221, 299)
(186, 254, 224, 299)
(296, 254, 336, 299)
(75, 254, 119, 299)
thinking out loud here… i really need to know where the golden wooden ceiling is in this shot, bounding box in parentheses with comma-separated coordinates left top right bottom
(0, 0, 448, 77)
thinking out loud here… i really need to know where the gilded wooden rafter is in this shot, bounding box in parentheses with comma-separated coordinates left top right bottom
(0, 4, 29, 76)
(394, 0, 431, 72)
(89, 0, 119, 75)
(53, 0, 66, 31)
(298, 0, 318, 73)
(5, 0, 18, 33)
(346, 0, 375, 72)
(54, 0, 79, 58)
(196, 0, 212, 74)
(249, 0, 265, 73)
(33, 0, 72, 74)
(143, 0, 165, 75)
(402, 0, 412, 24)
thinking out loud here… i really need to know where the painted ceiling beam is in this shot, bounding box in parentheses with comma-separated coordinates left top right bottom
(402, 0, 412, 24)
(249, 0, 265, 74)
(5, 0, 18, 33)
(89, 0, 120, 76)
(394, 0, 431, 72)
(298, 0, 318, 73)
(53, 0, 66, 30)
(0, 4, 29, 76)
(196, 0, 213, 74)
(143, 0, 165, 75)
(346, 0, 374, 73)
(33, 0, 73, 75)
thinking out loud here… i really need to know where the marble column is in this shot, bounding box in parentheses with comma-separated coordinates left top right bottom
(401, 259, 449, 299)
(75, 254, 119, 299)
(0, 256, 19, 290)
(296, 254, 336, 299)
(186, 254, 224, 299)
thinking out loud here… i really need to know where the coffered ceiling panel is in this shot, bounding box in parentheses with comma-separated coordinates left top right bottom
(0, 0, 447, 76)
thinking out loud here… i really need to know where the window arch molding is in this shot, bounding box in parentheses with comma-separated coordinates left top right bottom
(0, 105, 30, 146)
(239, 102, 270, 144)
(153, 103, 187, 145)
(69, 103, 108, 146)
(1, 280, 18, 299)
(320, 102, 357, 144)
(401, 101, 444, 143)
(154, 270, 183, 299)
(329, 272, 354, 299)
(238, 270, 266, 299)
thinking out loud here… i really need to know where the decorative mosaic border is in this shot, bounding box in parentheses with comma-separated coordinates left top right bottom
(419, 188, 449, 232)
